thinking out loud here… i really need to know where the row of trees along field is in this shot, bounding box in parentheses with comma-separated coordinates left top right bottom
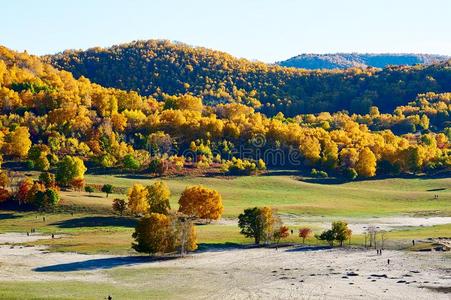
(0, 45, 449, 183)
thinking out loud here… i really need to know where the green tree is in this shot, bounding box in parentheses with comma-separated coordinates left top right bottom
(332, 221, 352, 247)
(101, 184, 114, 198)
(55, 156, 87, 186)
(238, 208, 263, 244)
(34, 188, 60, 211)
(34, 155, 50, 171)
(85, 186, 94, 195)
(344, 168, 358, 180)
(238, 207, 276, 245)
(123, 154, 141, 170)
(318, 229, 335, 246)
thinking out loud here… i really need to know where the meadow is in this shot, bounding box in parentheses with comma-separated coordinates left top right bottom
(1, 171, 449, 254)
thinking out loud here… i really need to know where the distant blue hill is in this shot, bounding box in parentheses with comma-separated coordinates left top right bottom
(277, 53, 449, 69)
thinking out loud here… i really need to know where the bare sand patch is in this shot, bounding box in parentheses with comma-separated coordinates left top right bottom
(0, 235, 449, 299)
(0, 232, 63, 244)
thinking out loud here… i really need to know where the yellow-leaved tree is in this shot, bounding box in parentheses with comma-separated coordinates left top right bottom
(146, 181, 171, 214)
(355, 147, 377, 177)
(127, 183, 149, 215)
(7, 127, 32, 158)
(176, 218, 198, 255)
(178, 185, 223, 222)
(299, 136, 321, 165)
(132, 213, 175, 254)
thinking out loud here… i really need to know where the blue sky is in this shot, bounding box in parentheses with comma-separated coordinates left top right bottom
(2, 0, 451, 62)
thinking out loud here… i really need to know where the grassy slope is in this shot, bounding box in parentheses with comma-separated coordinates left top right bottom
(83, 173, 451, 217)
(0, 172, 449, 254)
(0, 281, 172, 300)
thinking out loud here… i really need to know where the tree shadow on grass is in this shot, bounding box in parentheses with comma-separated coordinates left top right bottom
(301, 177, 348, 185)
(196, 242, 251, 253)
(262, 169, 306, 177)
(115, 174, 153, 180)
(426, 188, 447, 192)
(34, 256, 176, 272)
(285, 245, 332, 252)
(50, 216, 137, 228)
(0, 213, 21, 220)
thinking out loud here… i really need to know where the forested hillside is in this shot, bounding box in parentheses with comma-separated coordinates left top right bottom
(277, 53, 449, 70)
(0, 45, 449, 184)
(46, 40, 451, 116)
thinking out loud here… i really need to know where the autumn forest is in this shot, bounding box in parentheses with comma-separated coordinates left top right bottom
(0, 40, 449, 187)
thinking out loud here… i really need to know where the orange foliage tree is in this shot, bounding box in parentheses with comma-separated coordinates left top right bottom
(178, 185, 223, 222)
(132, 213, 175, 254)
(273, 225, 290, 245)
(299, 227, 313, 244)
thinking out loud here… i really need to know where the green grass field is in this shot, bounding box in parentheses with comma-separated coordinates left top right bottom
(82, 172, 451, 217)
(0, 281, 172, 300)
(0, 171, 449, 254)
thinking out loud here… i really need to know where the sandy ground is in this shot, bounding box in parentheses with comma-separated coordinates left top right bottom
(0, 233, 450, 299)
(0, 232, 64, 244)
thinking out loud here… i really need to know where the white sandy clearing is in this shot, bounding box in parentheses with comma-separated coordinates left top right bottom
(0, 232, 64, 244)
(0, 232, 450, 300)
(0, 233, 109, 282)
(146, 247, 451, 300)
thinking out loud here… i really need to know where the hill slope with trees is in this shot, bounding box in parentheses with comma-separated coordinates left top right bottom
(0, 45, 449, 183)
(277, 53, 449, 70)
(45, 40, 451, 116)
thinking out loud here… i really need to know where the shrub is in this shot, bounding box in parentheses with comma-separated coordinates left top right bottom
(85, 186, 95, 194)
(311, 168, 328, 178)
(344, 168, 358, 180)
(112, 198, 127, 215)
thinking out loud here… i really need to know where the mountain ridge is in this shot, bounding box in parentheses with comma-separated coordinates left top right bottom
(277, 53, 449, 70)
(44, 39, 451, 116)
